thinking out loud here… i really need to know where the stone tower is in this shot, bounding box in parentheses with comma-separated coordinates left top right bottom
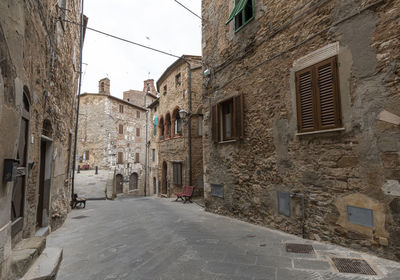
(99, 78, 110, 95)
(143, 79, 156, 94)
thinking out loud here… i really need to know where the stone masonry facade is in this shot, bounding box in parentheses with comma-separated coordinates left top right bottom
(155, 55, 204, 197)
(78, 78, 156, 196)
(0, 0, 82, 278)
(202, 0, 400, 261)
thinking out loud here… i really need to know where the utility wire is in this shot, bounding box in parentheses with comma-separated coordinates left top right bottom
(62, 19, 181, 59)
(173, 0, 202, 20)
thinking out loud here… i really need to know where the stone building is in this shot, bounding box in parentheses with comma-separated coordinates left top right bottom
(78, 78, 156, 196)
(155, 55, 204, 197)
(0, 0, 83, 278)
(148, 98, 160, 196)
(202, 0, 400, 261)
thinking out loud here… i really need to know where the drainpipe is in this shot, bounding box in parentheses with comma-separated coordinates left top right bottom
(71, 0, 85, 200)
(144, 93, 148, 196)
(183, 58, 193, 186)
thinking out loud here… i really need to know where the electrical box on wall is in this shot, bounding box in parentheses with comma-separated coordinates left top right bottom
(3, 159, 19, 182)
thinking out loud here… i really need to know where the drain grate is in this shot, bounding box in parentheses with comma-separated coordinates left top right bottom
(332, 258, 376, 275)
(286, 243, 314, 254)
(72, 215, 89, 220)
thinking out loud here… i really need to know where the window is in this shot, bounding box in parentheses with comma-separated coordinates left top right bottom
(83, 150, 89, 161)
(119, 124, 124, 134)
(163, 85, 167, 96)
(172, 109, 182, 136)
(136, 127, 140, 137)
(295, 56, 342, 133)
(147, 83, 151, 92)
(165, 113, 172, 138)
(173, 163, 182, 185)
(135, 153, 140, 163)
(175, 73, 182, 86)
(226, 0, 254, 32)
(212, 95, 244, 142)
(137, 111, 140, 119)
(118, 152, 123, 164)
(101, 82, 105, 92)
(153, 124, 157, 136)
(159, 117, 164, 139)
(152, 149, 155, 162)
(119, 105, 124, 113)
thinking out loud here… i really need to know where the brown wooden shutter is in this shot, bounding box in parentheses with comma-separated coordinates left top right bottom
(315, 56, 341, 129)
(118, 152, 123, 164)
(86, 151, 89, 160)
(211, 105, 219, 142)
(296, 67, 316, 132)
(119, 124, 123, 134)
(135, 153, 139, 163)
(233, 94, 244, 139)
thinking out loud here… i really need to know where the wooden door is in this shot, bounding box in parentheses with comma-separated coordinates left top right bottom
(162, 162, 167, 194)
(129, 173, 138, 191)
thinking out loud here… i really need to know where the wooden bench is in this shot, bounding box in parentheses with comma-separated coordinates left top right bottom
(175, 186, 195, 204)
(72, 194, 86, 209)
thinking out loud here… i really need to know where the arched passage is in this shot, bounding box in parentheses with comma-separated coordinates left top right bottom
(162, 161, 168, 195)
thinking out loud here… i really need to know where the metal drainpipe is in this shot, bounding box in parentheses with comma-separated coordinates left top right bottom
(71, 0, 85, 200)
(183, 58, 193, 186)
(144, 93, 148, 196)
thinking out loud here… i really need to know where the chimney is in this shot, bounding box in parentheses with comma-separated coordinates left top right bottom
(143, 79, 155, 94)
(99, 78, 110, 95)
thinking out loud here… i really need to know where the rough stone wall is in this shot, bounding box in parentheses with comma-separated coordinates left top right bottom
(202, 0, 400, 261)
(123, 90, 156, 108)
(156, 57, 204, 196)
(148, 101, 160, 196)
(0, 0, 81, 277)
(77, 91, 152, 196)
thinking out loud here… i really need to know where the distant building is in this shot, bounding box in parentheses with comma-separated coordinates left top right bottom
(153, 55, 204, 197)
(202, 0, 400, 261)
(77, 78, 156, 195)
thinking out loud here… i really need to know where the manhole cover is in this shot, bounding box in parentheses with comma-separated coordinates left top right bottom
(72, 215, 89, 220)
(331, 258, 376, 275)
(286, 243, 314, 254)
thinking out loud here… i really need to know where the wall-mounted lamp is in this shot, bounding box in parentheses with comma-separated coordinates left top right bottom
(179, 109, 188, 119)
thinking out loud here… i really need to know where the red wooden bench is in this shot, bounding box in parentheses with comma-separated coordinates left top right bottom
(175, 186, 195, 203)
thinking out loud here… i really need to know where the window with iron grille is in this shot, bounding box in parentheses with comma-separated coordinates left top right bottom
(295, 56, 342, 133)
(119, 105, 124, 113)
(173, 163, 182, 185)
(211, 94, 244, 142)
(135, 153, 140, 163)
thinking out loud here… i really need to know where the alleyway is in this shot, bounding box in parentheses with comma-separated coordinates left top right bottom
(48, 198, 400, 280)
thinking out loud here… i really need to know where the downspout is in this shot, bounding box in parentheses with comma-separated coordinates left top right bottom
(144, 93, 148, 196)
(183, 58, 193, 186)
(71, 0, 85, 200)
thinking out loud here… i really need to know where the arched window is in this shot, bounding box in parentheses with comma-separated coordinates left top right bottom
(165, 113, 172, 138)
(158, 116, 164, 139)
(172, 108, 182, 136)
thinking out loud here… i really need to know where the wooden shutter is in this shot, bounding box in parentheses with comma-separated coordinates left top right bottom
(85, 151, 89, 160)
(296, 67, 316, 132)
(233, 94, 244, 139)
(118, 152, 123, 164)
(136, 128, 140, 137)
(211, 105, 219, 142)
(119, 124, 123, 134)
(135, 153, 139, 163)
(315, 57, 341, 129)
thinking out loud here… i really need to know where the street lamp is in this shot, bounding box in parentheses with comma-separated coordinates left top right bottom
(179, 109, 188, 120)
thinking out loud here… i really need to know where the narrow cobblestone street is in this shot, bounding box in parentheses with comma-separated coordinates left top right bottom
(48, 197, 400, 280)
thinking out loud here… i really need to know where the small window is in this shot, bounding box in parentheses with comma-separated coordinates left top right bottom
(147, 83, 151, 92)
(175, 73, 182, 86)
(211, 95, 244, 142)
(226, 0, 254, 32)
(173, 163, 182, 185)
(137, 111, 140, 119)
(119, 124, 124, 134)
(295, 56, 342, 133)
(153, 124, 157, 136)
(136, 128, 140, 137)
(119, 105, 124, 113)
(163, 85, 167, 96)
(118, 152, 123, 164)
(135, 153, 140, 163)
(101, 82, 105, 92)
(152, 149, 155, 162)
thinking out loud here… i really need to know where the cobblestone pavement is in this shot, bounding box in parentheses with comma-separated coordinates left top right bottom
(48, 197, 400, 280)
(74, 170, 109, 199)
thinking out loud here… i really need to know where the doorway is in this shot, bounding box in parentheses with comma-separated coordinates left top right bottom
(129, 173, 138, 191)
(162, 161, 167, 195)
(153, 177, 157, 195)
(116, 174, 123, 194)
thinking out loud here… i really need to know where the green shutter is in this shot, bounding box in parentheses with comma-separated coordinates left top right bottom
(226, 0, 248, 24)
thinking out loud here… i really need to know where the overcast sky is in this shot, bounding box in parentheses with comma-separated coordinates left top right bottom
(80, 0, 202, 99)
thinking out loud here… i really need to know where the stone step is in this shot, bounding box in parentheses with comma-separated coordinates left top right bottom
(22, 247, 63, 280)
(9, 237, 47, 280)
(35, 226, 50, 238)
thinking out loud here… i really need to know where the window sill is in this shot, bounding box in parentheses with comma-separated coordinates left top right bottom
(296, 127, 345, 136)
(218, 139, 237, 144)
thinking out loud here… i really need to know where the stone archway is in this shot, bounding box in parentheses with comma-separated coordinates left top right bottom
(153, 177, 157, 195)
(162, 161, 167, 195)
(115, 174, 123, 194)
(129, 173, 138, 191)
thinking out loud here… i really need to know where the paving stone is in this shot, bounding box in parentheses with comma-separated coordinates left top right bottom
(256, 255, 292, 268)
(293, 259, 332, 270)
(277, 268, 323, 280)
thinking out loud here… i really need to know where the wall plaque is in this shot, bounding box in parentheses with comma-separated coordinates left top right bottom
(211, 184, 224, 198)
(277, 191, 290, 217)
(347, 206, 374, 228)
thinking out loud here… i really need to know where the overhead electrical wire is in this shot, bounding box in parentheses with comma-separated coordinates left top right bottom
(173, 0, 202, 20)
